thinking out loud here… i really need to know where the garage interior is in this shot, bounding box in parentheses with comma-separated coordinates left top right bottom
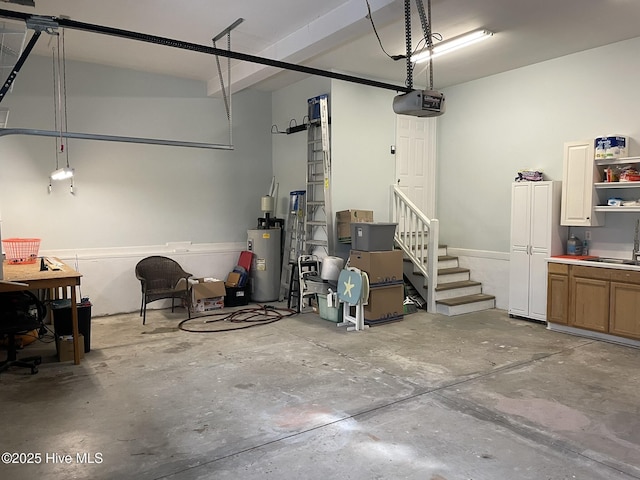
(1, 1, 640, 479)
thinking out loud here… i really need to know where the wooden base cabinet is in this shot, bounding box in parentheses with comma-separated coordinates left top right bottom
(569, 266, 610, 333)
(570, 277, 609, 333)
(610, 282, 640, 339)
(547, 263, 569, 324)
(548, 263, 640, 341)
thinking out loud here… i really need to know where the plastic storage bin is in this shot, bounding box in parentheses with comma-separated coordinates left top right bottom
(52, 300, 92, 353)
(224, 285, 250, 307)
(350, 223, 397, 251)
(318, 293, 343, 323)
(2, 237, 40, 264)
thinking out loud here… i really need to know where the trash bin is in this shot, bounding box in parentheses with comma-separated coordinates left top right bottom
(52, 299, 92, 353)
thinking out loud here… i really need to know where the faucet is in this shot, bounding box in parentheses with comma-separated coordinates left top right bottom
(633, 219, 640, 263)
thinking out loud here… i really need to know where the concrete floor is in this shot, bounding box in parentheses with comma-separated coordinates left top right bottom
(1, 304, 639, 480)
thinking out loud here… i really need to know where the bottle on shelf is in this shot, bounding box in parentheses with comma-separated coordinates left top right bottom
(567, 234, 582, 256)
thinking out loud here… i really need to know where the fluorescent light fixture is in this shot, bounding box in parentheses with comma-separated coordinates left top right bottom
(50, 167, 74, 180)
(412, 29, 494, 63)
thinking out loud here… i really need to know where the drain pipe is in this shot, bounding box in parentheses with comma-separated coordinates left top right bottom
(0, 128, 234, 150)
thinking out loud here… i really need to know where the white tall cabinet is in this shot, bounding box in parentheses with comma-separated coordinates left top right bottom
(509, 181, 566, 321)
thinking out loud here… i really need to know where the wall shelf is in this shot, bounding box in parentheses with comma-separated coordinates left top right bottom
(594, 205, 640, 212)
(595, 182, 640, 189)
(595, 157, 640, 167)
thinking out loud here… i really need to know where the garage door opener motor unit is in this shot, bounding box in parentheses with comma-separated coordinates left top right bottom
(393, 89, 445, 117)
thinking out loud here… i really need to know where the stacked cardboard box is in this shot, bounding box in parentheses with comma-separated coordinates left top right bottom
(363, 284, 404, 324)
(348, 249, 404, 324)
(336, 209, 373, 243)
(348, 250, 403, 285)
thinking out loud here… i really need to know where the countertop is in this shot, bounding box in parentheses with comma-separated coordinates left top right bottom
(547, 255, 640, 271)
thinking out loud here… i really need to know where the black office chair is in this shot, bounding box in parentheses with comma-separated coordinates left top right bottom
(0, 291, 45, 375)
(135, 256, 192, 325)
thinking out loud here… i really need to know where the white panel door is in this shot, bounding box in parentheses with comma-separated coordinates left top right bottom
(509, 183, 532, 316)
(561, 140, 601, 226)
(396, 115, 436, 219)
(529, 250, 550, 320)
(530, 182, 551, 252)
(511, 183, 532, 251)
(528, 182, 552, 320)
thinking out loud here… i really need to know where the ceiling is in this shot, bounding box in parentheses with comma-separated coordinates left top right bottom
(2, 0, 640, 96)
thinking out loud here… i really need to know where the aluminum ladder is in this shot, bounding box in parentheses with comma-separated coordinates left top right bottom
(304, 94, 334, 256)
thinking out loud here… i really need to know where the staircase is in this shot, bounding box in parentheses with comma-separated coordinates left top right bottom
(392, 186, 495, 316)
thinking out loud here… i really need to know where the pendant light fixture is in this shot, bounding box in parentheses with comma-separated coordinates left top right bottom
(49, 27, 74, 193)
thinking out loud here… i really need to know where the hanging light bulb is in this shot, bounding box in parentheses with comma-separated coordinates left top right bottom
(49, 28, 74, 186)
(50, 167, 74, 180)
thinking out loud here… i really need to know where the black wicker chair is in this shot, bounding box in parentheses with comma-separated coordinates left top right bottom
(0, 291, 45, 375)
(135, 256, 193, 325)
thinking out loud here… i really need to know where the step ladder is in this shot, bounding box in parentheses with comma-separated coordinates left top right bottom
(279, 206, 305, 302)
(304, 94, 334, 256)
(283, 254, 321, 312)
(296, 254, 321, 313)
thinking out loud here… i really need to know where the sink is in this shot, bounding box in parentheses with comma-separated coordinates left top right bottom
(584, 257, 638, 265)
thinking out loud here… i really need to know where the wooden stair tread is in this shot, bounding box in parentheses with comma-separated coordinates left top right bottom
(435, 280, 481, 291)
(436, 293, 495, 306)
(438, 267, 469, 275)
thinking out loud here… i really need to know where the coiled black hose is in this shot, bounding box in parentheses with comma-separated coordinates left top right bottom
(178, 304, 297, 333)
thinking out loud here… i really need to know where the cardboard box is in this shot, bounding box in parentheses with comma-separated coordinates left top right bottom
(192, 278, 226, 312)
(57, 334, 85, 362)
(349, 250, 403, 285)
(336, 209, 373, 241)
(225, 272, 242, 287)
(364, 284, 404, 322)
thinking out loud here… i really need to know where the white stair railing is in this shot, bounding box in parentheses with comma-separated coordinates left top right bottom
(391, 185, 439, 312)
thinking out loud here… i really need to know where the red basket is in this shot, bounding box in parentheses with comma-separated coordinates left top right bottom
(2, 238, 41, 265)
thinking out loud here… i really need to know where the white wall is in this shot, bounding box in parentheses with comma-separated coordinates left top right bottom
(330, 80, 397, 258)
(438, 36, 640, 254)
(271, 76, 331, 218)
(1, 55, 273, 248)
(271, 77, 398, 260)
(9, 37, 640, 315)
(437, 36, 640, 308)
(330, 80, 397, 219)
(1, 55, 273, 315)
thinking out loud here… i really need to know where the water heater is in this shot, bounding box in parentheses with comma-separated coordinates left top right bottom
(247, 228, 281, 302)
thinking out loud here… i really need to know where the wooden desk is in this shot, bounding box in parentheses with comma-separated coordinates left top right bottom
(1, 259, 83, 364)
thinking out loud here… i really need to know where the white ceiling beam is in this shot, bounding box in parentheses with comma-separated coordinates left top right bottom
(207, 0, 401, 96)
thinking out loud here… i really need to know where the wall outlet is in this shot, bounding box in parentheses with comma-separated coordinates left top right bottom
(585, 230, 591, 240)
